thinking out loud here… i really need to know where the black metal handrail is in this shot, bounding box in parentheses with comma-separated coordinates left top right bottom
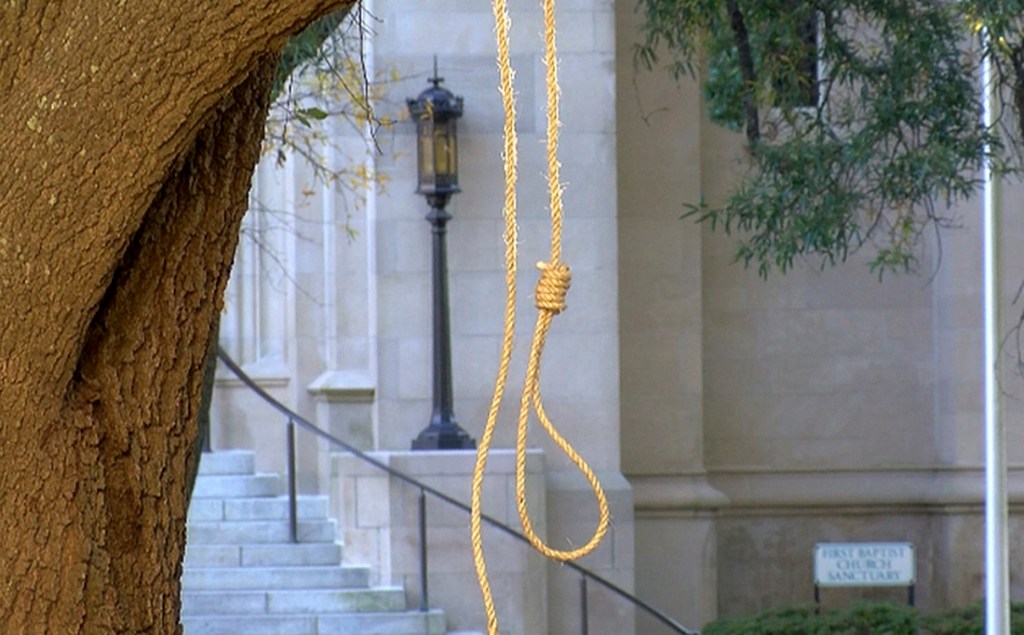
(215, 346, 697, 635)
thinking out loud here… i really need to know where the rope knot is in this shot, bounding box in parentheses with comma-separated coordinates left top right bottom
(535, 261, 571, 314)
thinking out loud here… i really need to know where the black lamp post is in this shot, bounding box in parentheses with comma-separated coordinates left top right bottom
(408, 62, 476, 451)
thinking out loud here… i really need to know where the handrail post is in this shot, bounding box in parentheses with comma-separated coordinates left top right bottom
(287, 418, 298, 544)
(580, 575, 589, 635)
(419, 488, 429, 612)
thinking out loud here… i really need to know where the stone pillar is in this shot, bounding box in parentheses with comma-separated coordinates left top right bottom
(308, 371, 376, 495)
(615, 0, 723, 629)
(214, 109, 381, 494)
(213, 157, 299, 482)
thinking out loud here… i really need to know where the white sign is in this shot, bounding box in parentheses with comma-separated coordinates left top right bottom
(814, 542, 914, 587)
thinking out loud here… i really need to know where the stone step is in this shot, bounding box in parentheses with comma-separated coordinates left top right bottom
(181, 565, 370, 591)
(181, 587, 406, 616)
(187, 496, 329, 522)
(184, 542, 344, 568)
(186, 519, 336, 544)
(317, 609, 448, 634)
(180, 610, 449, 635)
(267, 587, 406, 614)
(197, 450, 255, 476)
(182, 451, 461, 635)
(180, 615, 316, 635)
(191, 473, 281, 499)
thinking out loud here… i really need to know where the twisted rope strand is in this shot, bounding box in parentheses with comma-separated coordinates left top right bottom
(542, 0, 565, 266)
(470, 0, 518, 632)
(471, 0, 609, 631)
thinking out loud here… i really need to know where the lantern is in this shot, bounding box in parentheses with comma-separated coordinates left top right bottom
(407, 68, 464, 202)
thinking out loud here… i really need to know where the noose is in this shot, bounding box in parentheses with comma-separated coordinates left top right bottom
(468, 0, 610, 632)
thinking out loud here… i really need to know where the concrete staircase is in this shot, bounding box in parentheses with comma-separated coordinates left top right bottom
(180, 450, 458, 635)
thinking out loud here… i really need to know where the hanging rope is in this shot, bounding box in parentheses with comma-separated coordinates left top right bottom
(469, 0, 610, 630)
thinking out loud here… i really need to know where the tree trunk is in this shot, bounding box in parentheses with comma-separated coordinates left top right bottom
(0, 1, 351, 631)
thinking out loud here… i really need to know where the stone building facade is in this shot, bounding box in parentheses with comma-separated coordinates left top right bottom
(209, 0, 1024, 632)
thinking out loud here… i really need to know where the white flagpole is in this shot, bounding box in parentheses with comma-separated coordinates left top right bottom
(981, 27, 1010, 635)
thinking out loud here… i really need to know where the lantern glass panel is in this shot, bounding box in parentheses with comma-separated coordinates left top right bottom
(434, 126, 450, 176)
(440, 120, 458, 188)
(416, 118, 436, 191)
(432, 120, 458, 189)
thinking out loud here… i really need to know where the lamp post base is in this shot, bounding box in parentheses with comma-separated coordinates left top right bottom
(411, 424, 477, 451)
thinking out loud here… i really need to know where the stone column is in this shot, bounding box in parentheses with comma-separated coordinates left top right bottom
(615, 0, 724, 628)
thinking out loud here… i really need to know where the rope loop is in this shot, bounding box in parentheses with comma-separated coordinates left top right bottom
(535, 261, 571, 314)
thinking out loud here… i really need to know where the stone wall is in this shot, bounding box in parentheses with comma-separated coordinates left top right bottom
(615, 0, 1024, 626)
(712, 470, 1024, 617)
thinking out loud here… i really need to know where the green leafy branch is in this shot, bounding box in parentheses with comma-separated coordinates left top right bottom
(638, 0, 1019, 277)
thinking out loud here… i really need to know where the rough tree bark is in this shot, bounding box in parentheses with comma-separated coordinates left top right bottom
(0, 1, 351, 632)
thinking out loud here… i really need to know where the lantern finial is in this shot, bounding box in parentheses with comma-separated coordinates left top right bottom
(431, 55, 442, 87)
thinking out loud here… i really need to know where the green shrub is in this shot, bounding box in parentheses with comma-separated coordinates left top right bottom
(703, 602, 1024, 635)
(922, 604, 983, 635)
(826, 602, 918, 635)
(922, 603, 1024, 635)
(702, 604, 826, 635)
(702, 602, 916, 635)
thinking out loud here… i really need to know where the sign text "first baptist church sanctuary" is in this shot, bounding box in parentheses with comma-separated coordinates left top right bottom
(814, 543, 915, 587)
